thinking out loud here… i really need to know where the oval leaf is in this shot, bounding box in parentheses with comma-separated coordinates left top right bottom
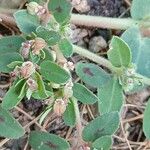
(92, 136, 112, 150)
(82, 112, 119, 142)
(0, 106, 24, 139)
(14, 10, 40, 33)
(36, 26, 61, 46)
(107, 36, 131, 68)
(0, 36, 25, 53)
(121, 26, 150, 78)
(29, 131, 70, 150)
(75, 62, 111, 88)
(98, 77, 124, 114)
(0, 52, 23, 73)
(63, 99, 76, 126)
(2, 79, 26, 110)
(59, 38, 73, 58)
(73, 83, 98, 104)
(143, 99, 150, 139)
(40, 60, 70, 84)
(48, 0, 72, 24)
(131, 0, 150, 20)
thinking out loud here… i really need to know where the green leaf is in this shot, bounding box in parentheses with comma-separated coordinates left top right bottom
(48, 0, 72, 24)
(92, 135, 112, 150)
(63, 99, 76, 126)
(131, 0, 150, 20)
(143, 99, 150, 139)
(7, 61, 23, 69)
(75, 62, 111, 88)
(36, 26, 61, 46)
(107, 36, 131, 68)
(121, 26, 150, 78)
(40, 60, 70, 84)
(82, 112, 119, 142)
(0, 36, 25, 53)
(33, 72, 49, 99)
(0, 106, 24, 139)
(98, 77, 124, 114)
(2, 79, 26, 110)
(14, 10, 40, 34)
(29, 131, 70, 150)
(59, 38, 73, 57)
(73, 83, 98, 104)
(0, 52, 23, 73)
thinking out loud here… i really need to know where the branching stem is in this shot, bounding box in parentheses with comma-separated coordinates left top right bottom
(73, 45, 150, 85)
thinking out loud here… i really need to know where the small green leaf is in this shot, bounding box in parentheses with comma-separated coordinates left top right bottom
(7, 61, 23, 69)
(0, 106, 24, 139)
(98, 77, 124, 114)
(0, 52, 23, 73)
(63, 99, 76, 126)
(2, 79, 26, 110)
(48, 0, 72, 24)
(143, 99, 150, 139)
(82, 112, 119, 142)
(107, 36, 132, 68)
(33, 72, 48, 99)
(36, 26, 61, 46)
(40, 60, 70, 84)
(75, 62, 111, 88)
(14, 10, 40, 33)
(92, 135, 112, 150)
(121, 26, 150, 78)
(73, 83, 98, 104)
(131, 0, 150, 20)
(59, 38, 73, 57)
(0, 36, 25, 53)
(29, 131, 70, 150)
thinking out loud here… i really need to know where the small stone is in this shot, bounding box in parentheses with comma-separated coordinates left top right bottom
(89, 36, 107, 53)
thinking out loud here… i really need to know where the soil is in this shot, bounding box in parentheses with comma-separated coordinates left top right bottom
(0, 0, 150, 150)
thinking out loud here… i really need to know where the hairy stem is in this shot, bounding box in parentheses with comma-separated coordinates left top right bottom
(71, 14, 150, 30)
(73, 45, 150, 85)
(72, 97, 83, 146)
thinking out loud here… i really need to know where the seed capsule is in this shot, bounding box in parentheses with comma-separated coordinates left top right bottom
(20, 61, 35, 78)
(53, 99, 66, 116)
(32, 37, 47, 55)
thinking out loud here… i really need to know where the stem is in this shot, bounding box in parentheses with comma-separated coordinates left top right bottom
(73, 45, 114, 71)
(71, 14, 150, 30)
(73, 45, 150, 86)
(72, 97, 83, 146)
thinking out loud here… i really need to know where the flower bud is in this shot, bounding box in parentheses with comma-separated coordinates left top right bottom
(26, 2, 39, 15)
(32, 37, 47, 55)
(125, 68, 135, 77)
(27, 78, 38, 91)
(36, 5, 46, 16)
(20, 61, 35, 78)
(63, 61, 75, 72)
(53, 99, 66, 116)
(64, 87, 73, 98)
(51, 83, 60, 89)
(21, 40, 33, 58)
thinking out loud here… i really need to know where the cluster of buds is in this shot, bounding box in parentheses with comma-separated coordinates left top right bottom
(63, 61, 75, 72)
(53, 98, 66, 116)
(26, 2, 46, 16)
(27, 78, 38, 91)
(63, 79, 73, 99)
(21, 38, 46, 58)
